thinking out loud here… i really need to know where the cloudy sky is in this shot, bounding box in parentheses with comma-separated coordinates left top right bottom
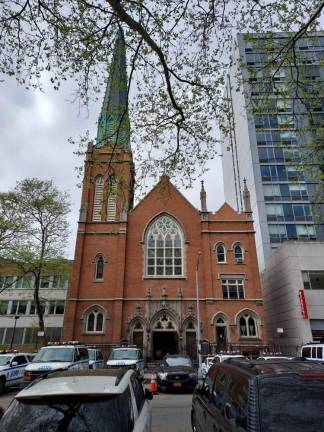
(0, 75, 224, 258)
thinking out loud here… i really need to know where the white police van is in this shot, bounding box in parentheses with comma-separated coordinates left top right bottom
(107, 346, 145, 379)
(0, 351, 30, 393)
(87, 347, 104, 369)
(301, 343, 324, 362)
(23, 342, 89, 383)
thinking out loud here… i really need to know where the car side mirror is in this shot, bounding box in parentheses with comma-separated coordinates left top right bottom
(11, 361, 18, 367)
(195, 383, 204, 395)
(0, 407, 4, 419)
(144, 388, 153, 400)
(224, 403, 236, 420)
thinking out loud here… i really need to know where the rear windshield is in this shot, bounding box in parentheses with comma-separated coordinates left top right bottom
(0, 394, 134, 432)
(164, 357, 192, 367)
(259, 375, 324, 431)
(33, 348, 74, 363)
(109, 349, 138, 360)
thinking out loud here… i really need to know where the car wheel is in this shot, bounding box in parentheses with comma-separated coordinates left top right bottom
(191, 411, 198, 432)
(0, 377, 6, 395)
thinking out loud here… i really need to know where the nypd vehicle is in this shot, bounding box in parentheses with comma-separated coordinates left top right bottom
(0, 351, 30, 393)
(23, 342, 89, 383)
(107, 346, 145, 379)
(87, 347, 104, 369)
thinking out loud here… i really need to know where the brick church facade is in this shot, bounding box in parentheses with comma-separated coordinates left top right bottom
(63, 30, 268, 359)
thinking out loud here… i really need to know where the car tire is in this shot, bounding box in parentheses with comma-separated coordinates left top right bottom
(0, 377, 6, 395)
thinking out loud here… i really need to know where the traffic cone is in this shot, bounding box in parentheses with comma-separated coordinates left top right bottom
(149, 371, 158, 394)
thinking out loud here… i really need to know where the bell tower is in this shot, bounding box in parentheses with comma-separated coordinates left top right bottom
(63, 29, 134, 342)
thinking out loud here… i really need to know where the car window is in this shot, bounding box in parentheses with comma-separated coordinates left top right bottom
(212, 357, 220, 363)
(302, 347, 310, 357)
(0, 355, 12, 366)
(13, 355, 27, 365)
(311, 347, 316, 358)
(201, 366, 217, 400)
(259, 375, 324, 431)
(164, 357, 192, 367)
(109, 350, 138, 360)
(78, 348, 89, 361)
(0, 393, 136, 432)
(211, 368, 228, 410)
(225, 372, 249, 430)
(317, 347, 323, 359)
(97, 351, 103, 361)
(131, 375, 145, 413)
(33, 348, 74, 362)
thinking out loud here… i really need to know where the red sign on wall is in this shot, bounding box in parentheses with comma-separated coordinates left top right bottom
(299, 289, 308, 319)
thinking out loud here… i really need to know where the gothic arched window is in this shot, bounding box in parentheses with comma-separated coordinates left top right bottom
(95, 255, 104, 280)
(146, 215, 184, 277)
(93, 176, 104, 222)
(216, 244, 226, 263)
(234, 244, 244, 263)
(107, 180, 117, 222)
(239, 313, 257, 338)
(86, 309, 105, 333)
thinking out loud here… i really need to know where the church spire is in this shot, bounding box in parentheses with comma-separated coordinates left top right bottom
(96, 28, 130, 149)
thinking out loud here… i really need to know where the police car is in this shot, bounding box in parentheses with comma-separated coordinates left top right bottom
(23, 342, 89, 382)
(0, 351, 30, 394)
(87, 347, 104, 369)
(107, 346, 145, 379)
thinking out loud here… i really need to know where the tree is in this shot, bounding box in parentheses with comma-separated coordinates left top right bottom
(0, 1, 323, 187)
(0, 178, 71, 344)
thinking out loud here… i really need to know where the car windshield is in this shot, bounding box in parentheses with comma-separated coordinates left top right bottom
(33, 348, 74, 363)
(88, 350, 95, 361)
(165, 357, 192, 367)
(0, 355, 11, 366)
(259, 375, 324, 431)
(0, 394, 133, 432)
(109, 349, 138, 360)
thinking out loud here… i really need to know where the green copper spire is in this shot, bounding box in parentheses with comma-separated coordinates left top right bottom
(96, 28, 130, 148)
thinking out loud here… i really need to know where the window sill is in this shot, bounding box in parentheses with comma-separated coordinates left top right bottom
(239, 337, 260, 340)
(83, 332, 105, 335)
(93, 279, 104, 283)
(217, 262, 228, 265)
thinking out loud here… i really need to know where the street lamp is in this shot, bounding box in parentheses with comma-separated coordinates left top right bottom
(195, 252, 202, 370)
(10, 315, 20, 350)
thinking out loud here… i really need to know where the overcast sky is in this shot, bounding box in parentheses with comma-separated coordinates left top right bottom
(0, 75, 224, 259)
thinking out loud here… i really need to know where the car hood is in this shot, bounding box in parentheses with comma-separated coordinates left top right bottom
(0, 365, 11, 371)
(160, 365, 196, 374)
(25, 362, 72, 371)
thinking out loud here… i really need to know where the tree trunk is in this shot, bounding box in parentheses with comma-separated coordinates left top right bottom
(34, 272, 47, 346)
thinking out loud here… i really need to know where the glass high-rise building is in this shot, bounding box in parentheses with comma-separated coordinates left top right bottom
(222, 32, 324, 271)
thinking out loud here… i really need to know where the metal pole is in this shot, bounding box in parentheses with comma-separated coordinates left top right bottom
(10, 315, 19, 350)
(195, 252, 202, 371)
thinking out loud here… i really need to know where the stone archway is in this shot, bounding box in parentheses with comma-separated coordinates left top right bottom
(151, 312, 178, 360)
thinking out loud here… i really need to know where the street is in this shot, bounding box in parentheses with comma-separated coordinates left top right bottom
(0, 388, 193, 431)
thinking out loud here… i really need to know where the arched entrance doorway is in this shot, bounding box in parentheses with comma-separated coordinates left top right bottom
(214, 315, 228, 352)
(132, 321, 144, 350)
(152, 313, 178, 360)
(184, 321, 197, 360)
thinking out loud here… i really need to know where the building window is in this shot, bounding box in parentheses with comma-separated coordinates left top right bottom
(107, 180, 117, 222)
(52, 275, 68, 289)
(145, 215, 184, 277)
(234, 244, 244, 263)
(0, 276, 14, 289)
(40, 276, 51, 288)
(93, 176, 104, 222)
(216, 244, 226, 263)
(239, 313, 258, 337)
(95, 255, 105, 280)
(302, 271, 324, 290)
(48, 301, 65, 315)
(86, 309, 104, 333)
(9, 300, 28, 315)
(221, 279, 244, 299)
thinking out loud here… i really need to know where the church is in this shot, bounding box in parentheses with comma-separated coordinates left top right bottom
(63, 31, 268, 360)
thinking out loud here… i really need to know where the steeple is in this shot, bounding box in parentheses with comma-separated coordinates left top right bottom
(200, 181, 207, 212)
(96, 28, 130, 149)
(243, 178, 252, 218)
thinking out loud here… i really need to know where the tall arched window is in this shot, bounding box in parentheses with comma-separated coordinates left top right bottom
(234, 244, 244, 263)
(216, 244, 226, 263)
(95, 255, 104, 280)
(239, 313, 257, 337)
(107, 180, 117, 222)
(146, 215, 184, 277)
(86, 309, 105, 333)
(93, 176, 104, 222)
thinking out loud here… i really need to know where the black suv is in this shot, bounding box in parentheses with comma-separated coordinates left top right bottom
(191, 358, 324, 432)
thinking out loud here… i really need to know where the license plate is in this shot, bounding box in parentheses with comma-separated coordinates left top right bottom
(173, 382, 182, 387)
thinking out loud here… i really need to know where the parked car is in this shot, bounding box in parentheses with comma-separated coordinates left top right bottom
(0, 351, 30, 394)
(0, 368, 153, 431)
(157, 354, 197, 392)
(88, 347, 104, 369)
(23, 342, 89, 383)
(107, 346, 144, 379)
(301, 343, 324, 362)
(192, 358, 324, 432)
(201, 353, 246, 378)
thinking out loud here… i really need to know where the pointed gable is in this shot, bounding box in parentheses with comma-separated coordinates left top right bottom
(210, 202, 247, 221)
